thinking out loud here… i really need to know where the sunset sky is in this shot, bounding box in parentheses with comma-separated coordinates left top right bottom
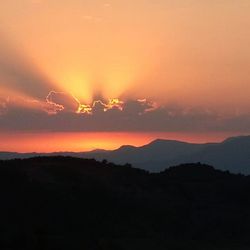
(0, 0, 250, 152)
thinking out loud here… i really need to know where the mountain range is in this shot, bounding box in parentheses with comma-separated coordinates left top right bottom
(1, 135, 250, 174)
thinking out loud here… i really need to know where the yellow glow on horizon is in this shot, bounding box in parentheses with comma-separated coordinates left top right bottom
(0, 131, 246, 153)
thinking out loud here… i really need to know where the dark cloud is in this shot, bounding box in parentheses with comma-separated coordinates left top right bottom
(1, 97, 250, 133)
(0, 96, 8, 115)
(221, 114, 250, 132)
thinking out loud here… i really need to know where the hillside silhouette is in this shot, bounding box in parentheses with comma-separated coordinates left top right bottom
(0, 157, 250, 249)
(2, 135, 250, 174)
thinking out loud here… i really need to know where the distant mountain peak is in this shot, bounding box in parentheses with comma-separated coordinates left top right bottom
(148, 138, 188, 146)
(117, 145, 137, 151)
(150, 138, 169, 144)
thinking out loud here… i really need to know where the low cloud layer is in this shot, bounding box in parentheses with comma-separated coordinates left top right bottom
(0, 93, 250, 133)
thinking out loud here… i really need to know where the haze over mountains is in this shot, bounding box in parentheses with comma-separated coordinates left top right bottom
(1, 135, 250, 174)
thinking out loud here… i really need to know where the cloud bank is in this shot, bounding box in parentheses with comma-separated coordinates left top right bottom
(0, 92, 250, 133)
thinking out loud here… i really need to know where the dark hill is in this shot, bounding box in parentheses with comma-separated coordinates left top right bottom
(0, 157, 250, 249)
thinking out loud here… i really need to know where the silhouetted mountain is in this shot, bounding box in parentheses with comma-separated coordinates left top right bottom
(182, 135, 250, 174)
(82, 135, 250, 174)
(79, 140, 203, 172)
(1, 135, 250, 174)
(0, 157, 250, 249)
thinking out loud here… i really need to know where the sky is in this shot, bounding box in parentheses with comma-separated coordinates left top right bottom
(0, 0, 250, 151)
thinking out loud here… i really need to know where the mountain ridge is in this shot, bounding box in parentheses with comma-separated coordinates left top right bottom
(1, 135, 250, 174)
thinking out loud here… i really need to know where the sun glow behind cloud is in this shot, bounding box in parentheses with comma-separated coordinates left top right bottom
(0, 0, 250, 154)
(0, 0, 160, 104)
(0, 0, 249, 111)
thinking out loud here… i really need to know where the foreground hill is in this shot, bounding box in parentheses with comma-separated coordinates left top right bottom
(1, 135, 250, 174)
(0, 157, 250, 249)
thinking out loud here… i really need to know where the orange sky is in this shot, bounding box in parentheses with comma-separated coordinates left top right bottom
(0, 1, 250, 151)
(0, 0, 250, 110)
(0, 131, 245, 153)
